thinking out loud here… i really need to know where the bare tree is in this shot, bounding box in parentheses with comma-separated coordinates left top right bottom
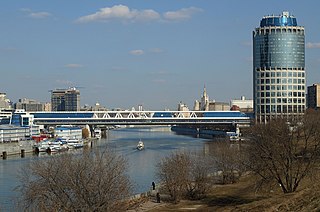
(187, 153, 213, 199)
(246, 114, 320, 193)
(210, 141, 245, 184)
(17, 148, 132, 211)
(156, 151, 213, 203)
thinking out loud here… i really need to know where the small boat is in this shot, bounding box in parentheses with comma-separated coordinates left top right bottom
(64, 138, 84, 149)
(137, 140, 144, 150)
(94, 128, 102, 139)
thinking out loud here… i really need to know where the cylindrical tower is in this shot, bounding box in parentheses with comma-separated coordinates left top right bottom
(253, 11, 305, 123)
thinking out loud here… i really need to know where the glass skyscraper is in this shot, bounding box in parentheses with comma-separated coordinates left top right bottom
(253, 11, 305, 122)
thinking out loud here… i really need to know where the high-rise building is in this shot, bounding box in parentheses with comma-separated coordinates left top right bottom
(14, 98, 45, 112)
(307, 83, 320, 110)
(253, 11, 305, 122)
(51, 87, 80, 111)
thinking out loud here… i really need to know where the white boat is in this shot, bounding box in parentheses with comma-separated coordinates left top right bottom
(34, 139, 68, 153)
(65, 138, 84, 149)
(227, 132, 240, 142)
(137, 140, 144, 150)
(94, 128, 101, 139)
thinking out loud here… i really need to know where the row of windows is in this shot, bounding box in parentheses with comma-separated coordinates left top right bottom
(256, 78, 305, 84)
(257, 105, 305, 114)
(256, 67, 304, 71)
(256, 98, 305, 104)
(255, 27, 304, 35)
(257, 91, 305, 97)
(255, 71, 305, 78)
(257, 85, 305, 91)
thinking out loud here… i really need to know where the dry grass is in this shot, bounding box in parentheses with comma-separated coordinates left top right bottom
(146, 173, 320, 212)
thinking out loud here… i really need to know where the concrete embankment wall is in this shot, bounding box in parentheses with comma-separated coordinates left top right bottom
(0, 140, 35, 158)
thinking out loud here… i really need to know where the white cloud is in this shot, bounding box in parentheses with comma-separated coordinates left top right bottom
(130, 49, 144, 55)
(76, 5, 160, 23)
(76, 5, 202, 23)
(306, 42, 320, 49)
(163, 7, 202, 22)
(64, 64, 84, 68)
(20, 8, 51, 19)
(29, 12, 51, 19)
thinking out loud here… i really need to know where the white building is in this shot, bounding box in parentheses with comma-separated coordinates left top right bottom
(54, 126, 82, 139)
(0, 125, 39, 143)
(230, 96, 253, 112)
(0, 93, 11, 110)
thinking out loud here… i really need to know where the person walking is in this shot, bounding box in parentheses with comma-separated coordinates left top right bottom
(156, 192, 160, 203)
(152, 181, 155, 190)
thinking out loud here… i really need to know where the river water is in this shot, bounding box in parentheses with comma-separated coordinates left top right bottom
(0, 127, 209, 210)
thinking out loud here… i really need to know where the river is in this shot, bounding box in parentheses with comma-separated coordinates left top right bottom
(0, 126, 209, 210)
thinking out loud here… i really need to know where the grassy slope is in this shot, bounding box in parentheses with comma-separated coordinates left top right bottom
(148, 174, 320, 212)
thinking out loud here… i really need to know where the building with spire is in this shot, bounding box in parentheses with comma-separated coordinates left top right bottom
(193, 87, 229, 111)
(253, 11, 305, 122)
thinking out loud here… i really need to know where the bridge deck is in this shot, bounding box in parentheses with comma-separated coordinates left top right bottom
(31, 111, 252, 126)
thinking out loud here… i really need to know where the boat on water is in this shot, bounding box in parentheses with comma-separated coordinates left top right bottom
(34, 139, 69, 153)
(94, 128, 102, 139)
(137, 140, 144, 150)
(60, 137, 84, 149)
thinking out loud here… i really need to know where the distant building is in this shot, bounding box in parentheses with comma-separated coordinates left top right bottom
(178, 102, 190, 117)
(193, 100, 200, 111)
(0, 93, 12, 110)
(307, 83, 320, 110)
(51, 87, 80, 111)
(0, 125, 32, 142)
(208, 102, 230, 111)
(54, 126, 82, 139)
(81, 102, 108, 111)
(193, 86, 229, 111)
(0, 110, 40, 142)
(44, 102, 51, 111)
(14, 98, 46, 112)
(230, 96, 253, 112)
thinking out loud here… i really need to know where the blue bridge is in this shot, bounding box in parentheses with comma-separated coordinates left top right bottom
(29, 110, 252, 126)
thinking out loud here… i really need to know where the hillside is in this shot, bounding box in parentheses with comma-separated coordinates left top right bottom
(142, 174, 320, 212)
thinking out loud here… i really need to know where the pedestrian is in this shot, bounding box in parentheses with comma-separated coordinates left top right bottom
(156, 192, 160, 203)
(152, 181, 155, 190)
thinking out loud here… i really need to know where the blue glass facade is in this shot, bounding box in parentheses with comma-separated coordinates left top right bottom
(254, 31, 305, 69)
(253, 12, 305, 122)
(260, 16, 297, 27)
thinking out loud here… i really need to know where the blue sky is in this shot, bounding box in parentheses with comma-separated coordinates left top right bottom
(1, 0, 320, 110)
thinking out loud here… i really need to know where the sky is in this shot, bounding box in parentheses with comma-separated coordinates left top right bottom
(1, 0, 320, 110)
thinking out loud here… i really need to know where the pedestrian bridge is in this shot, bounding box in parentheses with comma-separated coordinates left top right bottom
(31, 111, 252, 126)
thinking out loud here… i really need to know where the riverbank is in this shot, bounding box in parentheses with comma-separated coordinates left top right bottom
(0, 138, 98, 159)
(0, 140, 35, 158)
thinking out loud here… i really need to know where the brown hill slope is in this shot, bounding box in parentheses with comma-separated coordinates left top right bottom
(145, 174, 320, 212)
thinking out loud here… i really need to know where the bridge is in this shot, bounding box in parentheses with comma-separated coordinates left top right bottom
(30, 110, 252, 126)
